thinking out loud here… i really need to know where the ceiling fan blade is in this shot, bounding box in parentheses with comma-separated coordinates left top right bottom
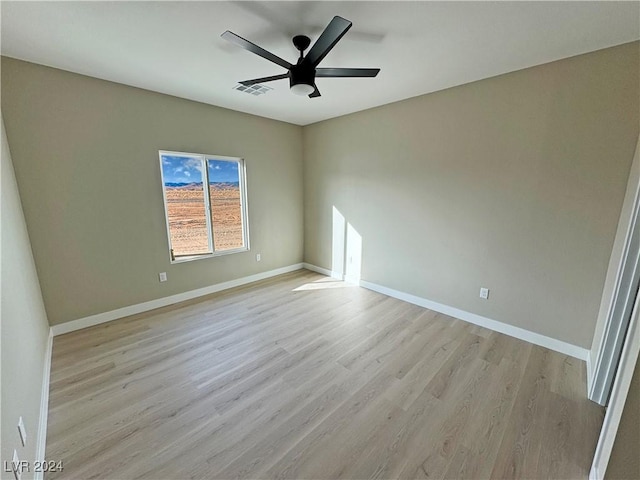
(304, 16, 352, 67)
(309, 85, 321, 98)
(240, 73, 289, 86)
(221, 31, 292, 70)
(316, 68, 380, 77)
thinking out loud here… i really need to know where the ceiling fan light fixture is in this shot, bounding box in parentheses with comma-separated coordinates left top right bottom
(290, 83, 315, 96)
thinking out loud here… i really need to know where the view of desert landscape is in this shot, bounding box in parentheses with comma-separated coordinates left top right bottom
(165, 183, 244, 257)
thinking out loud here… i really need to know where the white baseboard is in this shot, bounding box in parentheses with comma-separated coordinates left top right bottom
(359, 279, 588, 360)
(52, 263, 304, 336)
(303, 262, 340, 279)
(589, 465, 601, 480)
(51, 260, 590, 359)
(302, 263, 361, 284)
(35, 328, 53, 479)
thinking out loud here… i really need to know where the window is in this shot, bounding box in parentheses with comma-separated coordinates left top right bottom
(159, 150, 249, 262)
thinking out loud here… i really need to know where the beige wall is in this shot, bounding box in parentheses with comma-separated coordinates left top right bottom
(1, 115, 51, 479)
(1, 57, 304, 325)
(303, 42, 639, 348)
(605, 353, 640, 480)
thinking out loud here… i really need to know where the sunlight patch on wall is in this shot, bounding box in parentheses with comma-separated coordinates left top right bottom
(332, 206, 362, 284)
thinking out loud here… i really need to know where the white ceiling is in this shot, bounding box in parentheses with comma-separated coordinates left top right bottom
(1, 1, 638, 126)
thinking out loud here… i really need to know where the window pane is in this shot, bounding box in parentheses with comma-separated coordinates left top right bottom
(161, 155, 211, 257)
(207, 159, 244, 251)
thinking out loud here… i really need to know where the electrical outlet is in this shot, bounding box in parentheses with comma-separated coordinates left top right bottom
(256, 253, 261, 262)
(479, 287, 490, 299)
(17, 416, 26, 446)
(159, 272, 167, 282)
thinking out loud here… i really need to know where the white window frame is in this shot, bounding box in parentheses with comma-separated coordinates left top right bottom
(159, 150, 250, 263)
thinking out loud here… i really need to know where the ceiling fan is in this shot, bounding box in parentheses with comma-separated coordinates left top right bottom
(221, 16, 380, 98)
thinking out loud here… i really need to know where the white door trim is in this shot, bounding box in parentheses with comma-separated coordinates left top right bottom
(590, 191, 640, 404)
(589, 135, 640, 404)
(588, 134, 640, 478)
(590, 292, 640, 479)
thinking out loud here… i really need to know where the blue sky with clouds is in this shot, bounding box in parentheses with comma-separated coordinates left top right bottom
(161, 155, 202, 184)
(208, 159, 239, 183)
(161, 155, 239, 184)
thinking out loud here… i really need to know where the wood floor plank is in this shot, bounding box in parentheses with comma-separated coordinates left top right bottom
(383, 326, 462, 411)
(137, 370, 347, 480)
(212, 369, 354, 479)
(455, 352, 530, 479)
(419, 358, 495, 479)
(45, 269, 603, 480)
(339, 381, 444, 479)
(490, 346, 553, 479)
(425, 332, 485, 401)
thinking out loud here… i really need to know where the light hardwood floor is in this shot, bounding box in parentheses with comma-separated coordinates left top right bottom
(46, 269, 604, 479)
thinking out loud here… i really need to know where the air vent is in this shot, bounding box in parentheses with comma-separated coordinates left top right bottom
(233, 83, 273, 96)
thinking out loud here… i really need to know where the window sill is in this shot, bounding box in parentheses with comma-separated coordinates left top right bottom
(171, 247, 249, 264)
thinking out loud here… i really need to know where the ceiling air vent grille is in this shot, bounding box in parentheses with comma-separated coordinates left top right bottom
(233, 83, 273, 95)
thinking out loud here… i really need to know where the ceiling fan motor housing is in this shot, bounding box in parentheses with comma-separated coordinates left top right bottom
(290, 63, 316, 89)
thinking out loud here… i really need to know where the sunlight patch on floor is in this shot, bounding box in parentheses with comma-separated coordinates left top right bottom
(293, 278, 358, 291)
